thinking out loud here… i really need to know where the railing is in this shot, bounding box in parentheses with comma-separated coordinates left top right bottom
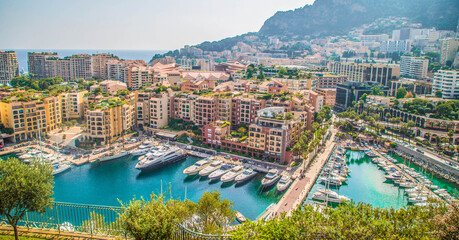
(0, 202, 232, 240)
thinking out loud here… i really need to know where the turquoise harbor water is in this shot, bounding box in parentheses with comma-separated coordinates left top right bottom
(49, 155, 280, 220)
(306, 150, 459, 208)
(306, 150, 409, 208)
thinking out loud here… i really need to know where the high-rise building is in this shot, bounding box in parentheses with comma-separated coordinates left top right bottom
(380, 40, 412, 53)
(69, 54, 92, 80)
(28, 52, 59, 79)
(315, 88, 336, 107)
(315, 74, 348, 88)
(328, 62, 400, 86)
(400, 56, 429, 79)
(433, 70, 459, 99)
(92, 53, 119, 79)
(335, 82, 390, 110)
(440, 38, 459, 65)
(0, 51, 19, 85)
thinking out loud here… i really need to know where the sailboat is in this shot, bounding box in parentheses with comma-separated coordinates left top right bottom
(52, 132, 71, 175)
(98, 128, 129, 162)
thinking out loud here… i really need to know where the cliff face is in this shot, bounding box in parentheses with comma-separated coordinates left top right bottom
(259, 0, 459, 37)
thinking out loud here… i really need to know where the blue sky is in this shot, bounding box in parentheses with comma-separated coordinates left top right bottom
(0, 0, 314, 50)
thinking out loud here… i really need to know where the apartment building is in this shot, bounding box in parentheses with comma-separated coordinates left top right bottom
(69, 54, 92, 80)
(440, 38, 459, 65)
(315, 88, 336, 107)
(380, 40, 412, 53)
(248, 107, 307, 163)
(195, 96, 218, 126)
(0, 51, 19, 85)
(433, 70, 459, 99)
(85, 98, 135, 145)
(170, 93, 197, 122)
(28, 52, 59, 79)
(90, 80, 127, 94)
(328, 61, 400, 86)
(0, 96, 61, 142)
(127, 66, 154, 90)
(231, 97, 266, 126)
(181, 80, 215, 92)
(216, 97, 232, 122)
(92, 53, 119, 79)
(400, 56, 429, 79)
(315, 74, 347, 88)
(258, 81, 288, 94)
(270, 78, 307, 91)
(59, 91, 87, 121)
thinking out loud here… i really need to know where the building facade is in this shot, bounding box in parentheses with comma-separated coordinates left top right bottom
(0, 51, 19, 85)
(433, 70, 459, 99)
(440, 38, 459, 65)
(400, 56, 429, 79)
(328, 61, 400, 86)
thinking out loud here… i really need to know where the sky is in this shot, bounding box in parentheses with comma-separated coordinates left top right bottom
(0, 0, 314, 50)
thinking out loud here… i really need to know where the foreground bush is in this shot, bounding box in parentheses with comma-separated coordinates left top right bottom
(231, 200, 458, 240)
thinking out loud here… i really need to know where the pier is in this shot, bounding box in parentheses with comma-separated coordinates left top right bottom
(259, 128, 337, 220)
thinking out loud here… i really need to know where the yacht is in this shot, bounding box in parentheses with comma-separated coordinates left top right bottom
(261, 169, 281, 187)
(235, 211, 246, 223)
(319, 177, 343, 186)
(129, 145, 152, 156)
(208, 165, 233, 180)
(135, 147, 186, 171)
(234, 168, 257, 183)
(52, 163, 71, 175)
(99, 150, 129, 162)
(276, 175, 292, 192)
(399, 182, 416, 188)
(183, 159, 211, 175)
(199, 161, 223, 177)
(312, 188, 349, 204)
(408, 196, 427, 204)
(385, 172, 402, 181)
(221, 165, 244, 182)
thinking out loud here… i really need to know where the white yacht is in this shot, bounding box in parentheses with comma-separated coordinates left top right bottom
(99, 150, 129, 162)
(261, 169, 281, 187)
(52, 163, 71, 176)
(276, 175, 292, 192)
(312, 188, 349, 204)
(199, 161, 223, 177)
(130, 145, 153, 156)
(408, 196, 427, 204)
(319, 177, 343, 186)
(235, 168, 257, 183)
(221, 165, 244, 182)
(135, 147, 186, 171)
(208, 165, 233, 180)
(183, 159, 211, 175)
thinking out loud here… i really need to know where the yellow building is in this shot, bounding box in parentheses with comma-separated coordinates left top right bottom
(84, 97, 135, 145)
(0, 95, 61, 142)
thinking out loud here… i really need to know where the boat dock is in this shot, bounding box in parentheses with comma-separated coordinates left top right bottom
(258, 128, 337, 220)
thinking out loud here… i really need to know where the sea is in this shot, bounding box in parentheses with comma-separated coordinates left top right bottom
(1, 49, 169, 73)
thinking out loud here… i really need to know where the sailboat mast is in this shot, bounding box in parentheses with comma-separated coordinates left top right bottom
(38, 118, 44, 161)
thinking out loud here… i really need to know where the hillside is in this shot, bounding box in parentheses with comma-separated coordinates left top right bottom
(259, 0, 459, 37)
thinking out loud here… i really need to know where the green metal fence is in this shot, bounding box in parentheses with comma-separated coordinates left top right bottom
(0, 202, 231, 239)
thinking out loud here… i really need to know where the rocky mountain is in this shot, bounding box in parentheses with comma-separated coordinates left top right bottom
(259, 0, 459, 37)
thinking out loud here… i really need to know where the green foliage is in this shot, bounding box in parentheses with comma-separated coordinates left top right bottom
(0, 158, 54, 240)
(435, 90, 443, 98)
(231, 200, 450, 240)
(116, 89, 131, 96)
(11, 75, 63, 91)
(119, 193, 192, 240)
(395, 87, 407, 99)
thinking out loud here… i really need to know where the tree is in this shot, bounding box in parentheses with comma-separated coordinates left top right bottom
(0, 158, 54, 240)
(119, 193, 192, 240)
(396, 87, 408, 99)
(447, 130, 454, 145)
(187, 191, 235, 234)
(435, 90, 443, 98)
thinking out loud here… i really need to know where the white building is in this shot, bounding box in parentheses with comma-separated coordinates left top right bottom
(433, 70, 459, 99)
(400, 56, 429, 79)
(380, 40, 411, 53)
(440, 38, 459, 65)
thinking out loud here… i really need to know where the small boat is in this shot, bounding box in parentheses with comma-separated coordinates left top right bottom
(276, 175, 292, 192)
(183, 159, 211, 175)
(129, 145, 152, 156)
(312, 188, 349, 204)
(261, 169, 281, 187)
(52, 163, 71, 175)
(408, 196, 427, 204)
(235, 168, 258, 183)
(221, 166, 244, 183)
(99, 150, 129, 162)
(199, 161, 223, 177)
(208, 165, 233, 180)
(235, 211, 246, 223)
